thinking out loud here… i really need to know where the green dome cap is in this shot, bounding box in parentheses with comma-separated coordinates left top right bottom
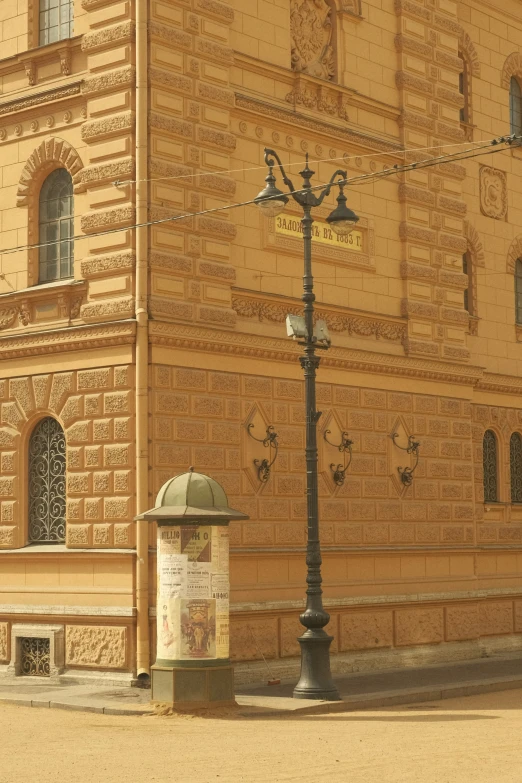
(156, 469, 228, 509)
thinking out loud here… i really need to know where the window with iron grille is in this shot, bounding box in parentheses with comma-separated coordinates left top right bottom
(28, 417, 66, 543)
(510, 433, 522, 503)
(39, 0, 73, 45)
(483, 429, 498, 503)
(39, 169, 74, 284)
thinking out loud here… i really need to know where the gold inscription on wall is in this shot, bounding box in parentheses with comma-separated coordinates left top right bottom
(275, 216, 363, 252)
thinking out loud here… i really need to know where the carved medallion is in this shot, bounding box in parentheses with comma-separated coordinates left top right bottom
(290, 0, 335, 81)
(480, 166, 507, 220)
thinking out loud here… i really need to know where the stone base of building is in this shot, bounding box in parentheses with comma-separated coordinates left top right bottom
(151, 663, 235, 709)
(234, 634, 522, 686)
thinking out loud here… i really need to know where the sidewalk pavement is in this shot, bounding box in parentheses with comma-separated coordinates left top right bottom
(1, 654, 522, 717)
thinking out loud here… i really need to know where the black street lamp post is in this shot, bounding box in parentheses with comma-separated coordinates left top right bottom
(255, 149, 359, 700)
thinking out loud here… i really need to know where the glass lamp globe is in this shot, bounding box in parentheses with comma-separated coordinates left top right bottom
(326, 186, 359, 237)
(254, 169, 288, 217)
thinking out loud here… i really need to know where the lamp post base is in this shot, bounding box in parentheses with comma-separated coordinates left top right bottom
(293, 630, 341, 701)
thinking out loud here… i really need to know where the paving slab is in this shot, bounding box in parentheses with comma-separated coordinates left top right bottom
(1, 654, 522, 717)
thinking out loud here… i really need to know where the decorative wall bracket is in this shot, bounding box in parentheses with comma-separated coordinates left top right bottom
(324, 429, 353, 486)
(391, 432, 420, 487)
(247, 423, 279, 482)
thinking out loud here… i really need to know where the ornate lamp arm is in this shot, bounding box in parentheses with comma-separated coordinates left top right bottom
(324, 429, 353, 486)
(391, 433, 421, 487)
(264, 148, 296, 194)
(314, 169, 348, 207)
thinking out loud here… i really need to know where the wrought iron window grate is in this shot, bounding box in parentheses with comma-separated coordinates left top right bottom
(511, 433, 522, 503)
(28, 417, 66, 543)
(483, 429, 498, 503)
(21, 638, 51, 677)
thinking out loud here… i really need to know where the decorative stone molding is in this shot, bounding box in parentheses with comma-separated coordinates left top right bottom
(81, 251, 136, 279)
(82, 66, 136, 96)
(0, 323, 135, 361)
(232, 295, 407, 343)
(80, 206, 135, 233)
(195, 38, 233, 63)
(196, 82, 235, 107)
(464, 221, 485, 267)
(149, 67, 193, 95)
(290, 0, 335, 81)
(149, 111, 193, 140)
(285, 76, 349, 120)
(459, 30, 481, 78)
(196, 125, 236, 150)
(80, 299, 135, 322)
(148, 20, 192, 50)
(16, 137, 84, 207)
(501, 52, 522, 90)
(507, 236, 522, 275)
(394, 0, 431, 21)
(0, 309, 19, 331)
(149, 252, 193, 275)
(75, 159, 135, 191)
(0, 83, 82, 118)
(195, 0, 234, 23)
(81, 112, 135, 142)
(394, 34, 433, 60)
(81, 21, 135, 52)
(480, 166, 508, 220)
(395, 71, 434, 96)
(235, 94, 401, 153)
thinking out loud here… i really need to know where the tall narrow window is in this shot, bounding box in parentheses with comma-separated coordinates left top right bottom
(462, 252, 472, 313)
(39, 169, 74, 284)
(515, 259, 522, 324)
(483, 430, 498, 503)
(459, 55, 469, 124)
(510, 433, 522, 503)
(28, 417, 66, 543)
(510, 77, 522, 136)
(39, 0, 73, 45)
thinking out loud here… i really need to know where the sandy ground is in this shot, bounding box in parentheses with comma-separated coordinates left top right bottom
(2, 689, 522, 783)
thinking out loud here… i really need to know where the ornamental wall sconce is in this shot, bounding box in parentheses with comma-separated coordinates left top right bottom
(324, 429, 353, 486)
(391, 432, 421, 487)
(247, 423, 279, 482)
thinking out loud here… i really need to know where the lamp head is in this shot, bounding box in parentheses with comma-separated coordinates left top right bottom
(254, 167, 289, 217)
(326, 183, 359, 237)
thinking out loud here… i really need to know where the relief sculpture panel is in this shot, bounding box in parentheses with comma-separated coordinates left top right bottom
(290, 0, 335, 80)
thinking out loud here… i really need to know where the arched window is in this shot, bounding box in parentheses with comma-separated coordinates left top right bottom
(515, 259, 522, 324)
(462, 251, 473, 313)
(510, 433, 522, 503)
(28, 417, 66, 543)
(459, 54, 470, 124)
(39, 0, 73, 45)
(510, 77, 522, 136)
(483, 430, 498, 503)
(39, 169, 74, 284)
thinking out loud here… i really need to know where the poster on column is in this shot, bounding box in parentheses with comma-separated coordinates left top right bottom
(211, 526, 230, 659)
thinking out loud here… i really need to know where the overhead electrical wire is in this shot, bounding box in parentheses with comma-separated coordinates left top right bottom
(0, 133, 519, 259)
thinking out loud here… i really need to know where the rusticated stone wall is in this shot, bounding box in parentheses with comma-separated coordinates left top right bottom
(0, 365, 135, 550)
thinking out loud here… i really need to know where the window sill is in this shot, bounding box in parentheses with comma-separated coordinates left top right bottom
(0, 544, 136, 555)
(0, 277, 85, 302)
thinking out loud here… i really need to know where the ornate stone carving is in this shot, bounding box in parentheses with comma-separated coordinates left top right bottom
(24, 61, 36, 86)
(148, 111, 193, 139)
(0, 622, 8, 660)
(81, 299, 135, 321)
(195, 0, 234, 23)
(75, 159, 135, 191)
(149, 67, 192, 95)
(82, 66, 136, 95)
(148, 20, 191, 49)
(501, 51, 522, 90)
(232, 295, 406, 342)
(81, 251, 135, 279)
(464, 221, 485, 267)
(290, 0, 334, 81)
(58, 48, 71, 76)
(459, 30, 481, 78)
(16, 137, 84, 207)
(286, 78, 349, 120)
(81, 112, 135, 142)
(80, 206, 135, 233)
(480, 166, 508, 220)
(196, 125, 236, 150)
(66, 626, 126, 668)
(82, 21, 135, 51)
(0, 309, 18, 331)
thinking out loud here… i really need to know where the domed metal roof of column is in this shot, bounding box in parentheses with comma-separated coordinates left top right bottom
(135, 468, 249, 521)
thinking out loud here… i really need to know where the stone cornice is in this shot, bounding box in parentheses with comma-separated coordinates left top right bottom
(149, 321, 484, 386)
(232, 291, 407, 344)
(477, 374, 522, 395)
(0, 320, 135, 360)
(234, 93, 403, 155)
(0, 82, 83, 118)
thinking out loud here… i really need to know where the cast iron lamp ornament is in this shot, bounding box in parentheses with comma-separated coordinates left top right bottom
(255, 148, 359, 701)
